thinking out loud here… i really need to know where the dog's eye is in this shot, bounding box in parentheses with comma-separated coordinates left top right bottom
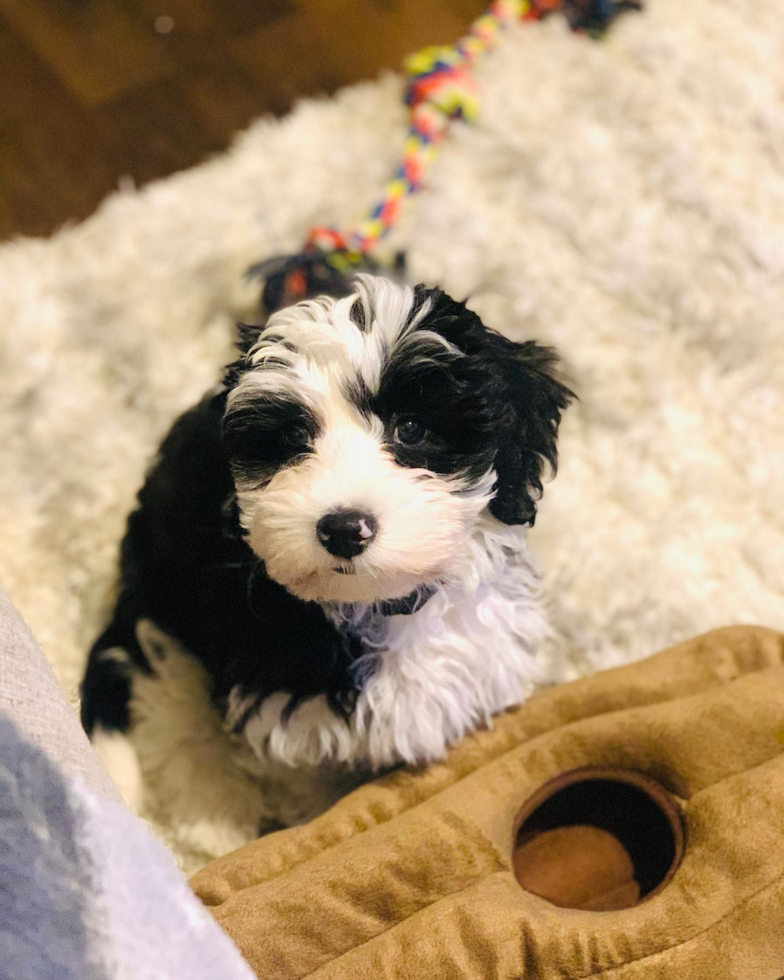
(280, 424, 311, 450)
(394, 417, 427, 446)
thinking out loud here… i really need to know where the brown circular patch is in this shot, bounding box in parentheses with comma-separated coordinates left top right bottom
(513, 767, 685, 911)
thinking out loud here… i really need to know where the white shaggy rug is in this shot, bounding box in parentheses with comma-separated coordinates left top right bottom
(2, 0, 784, 871)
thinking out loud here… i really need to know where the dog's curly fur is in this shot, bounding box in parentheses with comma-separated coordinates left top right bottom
(81, 275, 572, 818)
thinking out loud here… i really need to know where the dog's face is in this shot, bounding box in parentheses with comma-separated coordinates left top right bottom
(222, 276, 571, 604)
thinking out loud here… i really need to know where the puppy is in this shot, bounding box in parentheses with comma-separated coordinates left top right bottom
(81, 275, 572, 819)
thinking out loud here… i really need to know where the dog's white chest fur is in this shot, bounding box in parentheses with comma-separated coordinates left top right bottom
(233, 525, 552, 773)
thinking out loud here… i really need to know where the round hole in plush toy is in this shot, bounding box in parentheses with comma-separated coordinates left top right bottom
(512, 767, 684, 912)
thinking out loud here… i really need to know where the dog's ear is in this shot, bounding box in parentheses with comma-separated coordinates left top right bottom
(489, 337, 574, 527)
(404, 288, 573, 526)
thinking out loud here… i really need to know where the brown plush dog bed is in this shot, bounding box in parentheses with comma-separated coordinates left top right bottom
(191, 627, 784, 979)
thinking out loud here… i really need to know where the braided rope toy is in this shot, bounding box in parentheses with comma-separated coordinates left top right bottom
(257, 0, 640, 308)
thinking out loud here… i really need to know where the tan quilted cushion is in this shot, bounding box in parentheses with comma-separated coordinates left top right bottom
(192, 627, 784, 979)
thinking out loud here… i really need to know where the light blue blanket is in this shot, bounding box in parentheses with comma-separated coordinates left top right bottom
(0, 588, 255, 980)
(0, 711, 256, 980)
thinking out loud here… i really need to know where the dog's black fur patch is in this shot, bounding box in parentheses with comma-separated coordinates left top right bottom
(363, 286, 573, 525)
(81, 391, 363, 737)
(222, 394, 320, 489)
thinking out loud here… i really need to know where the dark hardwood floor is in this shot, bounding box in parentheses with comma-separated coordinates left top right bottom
(0, 0, 486, 240)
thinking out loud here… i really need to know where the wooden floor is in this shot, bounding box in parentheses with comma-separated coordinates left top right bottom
(0, 0, 486, 240)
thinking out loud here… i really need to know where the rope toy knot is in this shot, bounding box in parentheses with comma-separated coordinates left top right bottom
(405, 63, 481, 125)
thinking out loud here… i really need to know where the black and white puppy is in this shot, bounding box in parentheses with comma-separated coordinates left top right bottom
(81, 275, 572, 817)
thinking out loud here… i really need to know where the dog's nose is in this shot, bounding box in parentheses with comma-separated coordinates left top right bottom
(316, 509, 377, 560)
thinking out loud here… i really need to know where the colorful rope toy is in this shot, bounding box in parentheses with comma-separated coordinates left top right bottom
(258, 0, 641, 310)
